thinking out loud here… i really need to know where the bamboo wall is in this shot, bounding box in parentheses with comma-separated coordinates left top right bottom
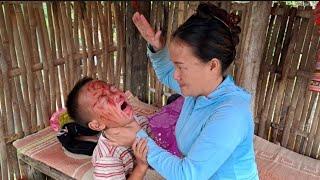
(0, 1, 319, 180)
(0, 2, 125, 179)
(255, 3, 320, 158)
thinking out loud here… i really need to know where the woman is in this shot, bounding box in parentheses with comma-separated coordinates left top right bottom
(106, 3, 259, 180)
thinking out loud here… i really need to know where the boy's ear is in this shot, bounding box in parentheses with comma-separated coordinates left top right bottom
(88, 119, 106, 131)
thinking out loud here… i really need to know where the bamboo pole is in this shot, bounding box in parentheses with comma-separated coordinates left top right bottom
(93, 2, 102, 79)
(73, 2, 81, 82)
(0, 35, 9, 180)
(114, 2, 125, 88)
(97, 2, 108, 81)
(10, 4, 27, 136)
(79, 2, 88, 77)
(0, 3, 13, 136)
(47, 2, 60, 110)
(57, 2, 70, 97)
(23, 3, 37, 132)
(107, 2, 114, 83)
(14, 3, 37, 135)
(29, 3, 48, 129)
(60, 2, 75, 90)
(83, 2, 94, 77)
(52, 2, 66, 108)
(27, 3, 42, 130)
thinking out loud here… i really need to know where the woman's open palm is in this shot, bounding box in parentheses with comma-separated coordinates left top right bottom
(132, 12, 164, 51)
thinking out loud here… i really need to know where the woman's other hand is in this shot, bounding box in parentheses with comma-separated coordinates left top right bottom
(132, 12, 165, 51)
(104, 120, 141, 147)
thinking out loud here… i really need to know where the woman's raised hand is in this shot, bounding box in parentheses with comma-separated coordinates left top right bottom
(132, 12, 165, 51)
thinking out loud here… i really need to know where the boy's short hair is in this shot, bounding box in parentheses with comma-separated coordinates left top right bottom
(66, 77, 94, 127)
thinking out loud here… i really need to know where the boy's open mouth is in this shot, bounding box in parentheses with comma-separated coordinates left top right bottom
(121, 101, 128, 110)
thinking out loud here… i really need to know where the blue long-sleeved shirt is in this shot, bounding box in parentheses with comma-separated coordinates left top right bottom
(137, 47, 259, 180)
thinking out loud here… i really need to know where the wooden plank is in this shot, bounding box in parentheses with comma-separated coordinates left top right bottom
(281, 6, 308, 148)
(258, 3, 283, 139)
(293, 7, 317, 153)
(271, 7, 297, 143)
(18, 154, 73, 180)
(303, 22, 320, 156)
(255, 4, 277, 133)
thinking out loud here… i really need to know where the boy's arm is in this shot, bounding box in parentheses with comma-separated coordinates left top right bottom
(127, 164, 148, 180)
(128, 138, 149, 180)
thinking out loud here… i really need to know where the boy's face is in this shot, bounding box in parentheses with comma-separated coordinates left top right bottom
(78, 80, 134, 130)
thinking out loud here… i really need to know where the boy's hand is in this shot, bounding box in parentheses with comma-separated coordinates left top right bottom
(132, 138, 148, 172)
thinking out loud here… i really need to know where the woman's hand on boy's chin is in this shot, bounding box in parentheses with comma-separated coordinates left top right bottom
(104, 121, 141, 147)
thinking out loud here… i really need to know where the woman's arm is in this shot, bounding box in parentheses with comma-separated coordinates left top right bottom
(137, 105, 249, 180)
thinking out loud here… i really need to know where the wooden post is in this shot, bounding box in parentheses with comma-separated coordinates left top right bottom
(125, 1, 150, 102)
(237, 2, 272, 111)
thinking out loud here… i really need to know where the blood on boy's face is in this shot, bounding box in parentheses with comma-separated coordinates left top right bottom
(79, 80, 134, 128)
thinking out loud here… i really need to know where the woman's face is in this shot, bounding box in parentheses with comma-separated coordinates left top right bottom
(169, 40, 218, 97)
(79, 80, 134, 128)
